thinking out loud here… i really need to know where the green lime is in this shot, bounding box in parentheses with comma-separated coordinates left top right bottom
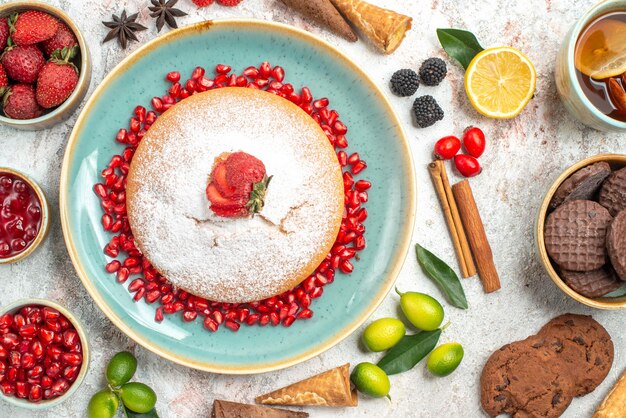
(87, 389, 119, 418)
(119, 382, 157, 414)
(363, 318, 405, 352)
(106, 351, 137, 387)
(397, 290, 444, 331)
(350, 362, 390, 398)
(427, 342, 464, 377)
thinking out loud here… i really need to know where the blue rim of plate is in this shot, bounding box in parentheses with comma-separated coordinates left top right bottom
(59, 19, 416, 374)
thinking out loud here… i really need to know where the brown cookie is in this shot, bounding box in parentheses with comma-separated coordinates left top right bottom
(545, 200, 612, 271)
(607, 210, 626, 281)
(538, 314, 614, 396)
(599, 167, 626, 216)
(480, 336, 574, 418)
(560, 266, 622, 298)
(551, 162, 612, 209)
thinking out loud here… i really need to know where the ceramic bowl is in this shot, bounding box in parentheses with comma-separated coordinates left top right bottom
(555, 0, 626, 132)
(0, 298, 90, 410)
(0, 1, 92, 130)
(536, 154, 626, 309)
(0, 167, 49, 264)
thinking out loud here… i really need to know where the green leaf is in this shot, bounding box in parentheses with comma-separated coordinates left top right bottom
(123, 406, 160, 418)
(416, 244, 468, 309)
(436, 28, 484, 70)
(377, 330, 441, 375)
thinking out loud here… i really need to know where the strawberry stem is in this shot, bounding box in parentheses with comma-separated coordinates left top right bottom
(246, 175, 272, 214)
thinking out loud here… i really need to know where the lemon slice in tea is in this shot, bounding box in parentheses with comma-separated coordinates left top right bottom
(576, 18, 626, 79)
(464, 47, 536, 119)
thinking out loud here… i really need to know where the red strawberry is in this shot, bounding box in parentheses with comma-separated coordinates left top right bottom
(1, 45, 45, 83)
(217, 0, 243, 6)
(41, 23, 78, 57)
(0, 64, 8, 97)
(10, 11, 59, 46)
(206, 152, 272, 217)
(192, 0, 215, 6)
(0, 18, 8, 51)
(36, 49, 79, 109)
(2, 84, 43, 120)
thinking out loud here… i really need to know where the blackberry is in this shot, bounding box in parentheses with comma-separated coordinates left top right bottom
(390, 69, 419, 97)
(412, 95, 444, 128)
(419, 58, 447, 86)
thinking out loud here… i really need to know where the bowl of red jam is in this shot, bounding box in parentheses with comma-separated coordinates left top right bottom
(0, 168, 49, 263)
(0, 299, 89, 409)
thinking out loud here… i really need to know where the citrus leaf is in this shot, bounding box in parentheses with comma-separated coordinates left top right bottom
(416, 244, 468, 309)
(436, 28, 484, 70)
(123, 406, 159, 418)
(377, 330, 441, 375)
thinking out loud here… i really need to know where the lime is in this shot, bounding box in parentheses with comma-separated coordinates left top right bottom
(350, 362, 390, 398)
(398, 291, 444, 331)
(119, 382, 157, 413)
(427, 342, 464, 377)
(87, 389, 119, 418)
(363, 318, 405, 352)
(106, 351, 137, 387)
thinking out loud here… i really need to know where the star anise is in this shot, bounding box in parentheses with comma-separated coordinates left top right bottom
(149, 0, 188, 33)
(102, 10, 147, 49)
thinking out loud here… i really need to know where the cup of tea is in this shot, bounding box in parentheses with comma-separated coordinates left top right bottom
(556, 0, 626, 131)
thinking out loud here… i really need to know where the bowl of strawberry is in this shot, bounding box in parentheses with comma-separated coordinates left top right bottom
(0, 1, 91, 130)
(0, 299, 89, 409)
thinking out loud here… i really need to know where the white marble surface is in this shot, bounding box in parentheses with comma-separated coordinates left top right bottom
(0, 0, 625, 416)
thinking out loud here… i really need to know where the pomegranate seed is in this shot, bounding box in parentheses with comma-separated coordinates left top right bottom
(62, 330, 78, 348)
(28, 383, 42, 402)
(2, 333, 19, 349)
(1, 382, 15, 395)
(310, 287, 324, 298)
(169, 82, 182, 97)
(335, 135, 348, 148)
(347, 153, 360, 165)
(51, 378, 69, 395)
(182, 311, 197, 322)
(192, 66, 205, 80)
(337, 151, 348, 166)
(21, 352, 35, 369)
(355, 179, 371, 191)
(259, 61, 271, 78)
(243, 66, 259, 78)
(296, 309, 313, 319)
(16, 381, 28, 398)
(271, 66, 285, 82)
(166, 71, 181, 83)
(215, 64, 231, 74)
(63, 366, 79, 382)
(333, 120, 348, 135)
(154, 307, 164, 322)
(46, 362, 61, 378)
(61, 353, 81, 367)
(301, 87, 312, 103)
(313, 98, 329, 109)
(203, 317, 218, 332)
(224, 320, 240, 331)
(352, 161, 367, 174)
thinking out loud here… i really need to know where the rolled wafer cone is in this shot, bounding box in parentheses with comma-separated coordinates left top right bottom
(256, 363, 358, 407)
(330, 0, 412, 54)
(280, 0, 357, 42)
(212, 399, 309, 418)
(593, 369, 626, 418)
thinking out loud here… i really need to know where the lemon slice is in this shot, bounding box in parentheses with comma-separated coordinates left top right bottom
(575, 18, 626, 79)
(464, 47, 536, 119)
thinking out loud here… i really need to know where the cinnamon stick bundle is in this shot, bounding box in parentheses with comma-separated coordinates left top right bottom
(452, 180, 501, 293)
(428, 161, 476, 278)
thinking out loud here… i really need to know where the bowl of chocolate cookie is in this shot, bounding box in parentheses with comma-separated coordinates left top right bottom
(537, 154, 626, 309)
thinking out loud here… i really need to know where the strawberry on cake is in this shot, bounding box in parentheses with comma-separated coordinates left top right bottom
(126, 87, 344, 303)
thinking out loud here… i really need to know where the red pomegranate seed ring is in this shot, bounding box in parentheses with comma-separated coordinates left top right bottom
(93, 62, 371, 332)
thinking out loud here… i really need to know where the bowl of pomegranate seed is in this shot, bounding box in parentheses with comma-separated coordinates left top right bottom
(0, 1, 92, 130)
(0, 167, 50, 264)
(0, 299, 89, 409)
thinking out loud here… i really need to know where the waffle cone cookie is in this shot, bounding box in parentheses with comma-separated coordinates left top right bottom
(607, 210, 626, 281)
(330, 0, 412, 54)
(544, 200, 612, 271)
(593, 370, 626, 418)
(212, 400, 309, 418)
(599, 167, 626, 217)
(280, 0, 357, 42)
(256, 364, 357, 407)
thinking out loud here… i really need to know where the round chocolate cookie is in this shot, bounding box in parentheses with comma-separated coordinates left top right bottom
(545, 200, 612, 271)
(538, 314, 614, 396)
(560, 266, 622, 298)
(599, 167, 626, 217)
(480, 336, 574, 418)
(550, 162, 612, 209)
(607, 210, 626, 281)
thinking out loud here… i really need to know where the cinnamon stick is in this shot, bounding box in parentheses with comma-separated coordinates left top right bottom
(452, 180, 501, 293)
(428, 161, 476, 278)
